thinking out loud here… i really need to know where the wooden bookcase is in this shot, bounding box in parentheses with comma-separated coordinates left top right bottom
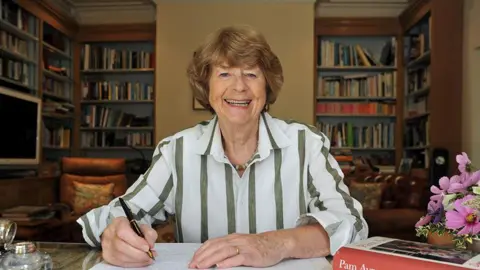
(1, 0, 78, 163)
(314, 18, 402, 171)
(75, 24, 156, 160)
(399, 0, 463, 174)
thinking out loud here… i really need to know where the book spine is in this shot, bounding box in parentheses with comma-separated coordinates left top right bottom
(332, 247, 467, 270)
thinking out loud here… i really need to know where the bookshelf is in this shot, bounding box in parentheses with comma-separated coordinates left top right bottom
(41, 20, 74, 161)
(399, 0, 464, 174)
(0, 0, 39, 95)
(314, 18, 401, 171)
(77, 25, 156, 160)
(0, 0, 77, 163)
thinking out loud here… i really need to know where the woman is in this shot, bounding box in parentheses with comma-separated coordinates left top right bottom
(78, 25, 368, 269)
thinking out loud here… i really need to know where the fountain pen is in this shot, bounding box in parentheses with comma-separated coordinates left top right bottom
(118, 197, 155, 260)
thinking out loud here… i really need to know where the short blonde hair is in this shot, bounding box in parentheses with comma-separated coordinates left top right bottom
(187, 25, 284, 112)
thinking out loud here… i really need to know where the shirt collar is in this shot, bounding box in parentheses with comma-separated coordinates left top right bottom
(194, 112, 292, 160)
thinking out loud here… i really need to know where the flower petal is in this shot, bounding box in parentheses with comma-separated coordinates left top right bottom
(445, 211, 467, 229)
(448, 183, 465, 193)
(458, 225, 473, 235)
(439, 176, 451, 190)
(472, 223, 480, 235)
(415, 215, 432, 227)
(457, 153, 467, 164)
(431, 186, 442, 194)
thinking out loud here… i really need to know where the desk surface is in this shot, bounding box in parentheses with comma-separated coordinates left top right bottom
(32, 242, 102, 270)
(25, 242, 332, 270)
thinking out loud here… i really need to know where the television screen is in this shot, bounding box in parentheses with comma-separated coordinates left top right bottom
(0, 87, 41, 165)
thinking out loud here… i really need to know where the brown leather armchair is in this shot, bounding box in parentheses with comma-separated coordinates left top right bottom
(55, 157, 128, 242)
(345, 173, 429, 241)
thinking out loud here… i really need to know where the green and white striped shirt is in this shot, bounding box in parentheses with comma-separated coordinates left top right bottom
(77, 112, 368, 255)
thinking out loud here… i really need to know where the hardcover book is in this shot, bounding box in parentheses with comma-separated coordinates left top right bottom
(333, 237, 480, 269)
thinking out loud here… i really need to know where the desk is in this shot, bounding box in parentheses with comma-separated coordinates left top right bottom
(10, 242, 333, 269)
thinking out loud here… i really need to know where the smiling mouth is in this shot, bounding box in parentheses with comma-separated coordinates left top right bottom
(224, 99, 252, 107)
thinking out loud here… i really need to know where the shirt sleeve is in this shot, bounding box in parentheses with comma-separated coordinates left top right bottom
(295, 131, 368, 255)
(76, 139, 175, 247)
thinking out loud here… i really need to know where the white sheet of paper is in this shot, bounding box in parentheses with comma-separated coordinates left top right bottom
(89, 243, 332, 270)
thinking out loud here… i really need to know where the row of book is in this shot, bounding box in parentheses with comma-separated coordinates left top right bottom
(80, 131, 153, 148)
(316, 102, 396, 116)
(42, 124, 71, 148)
(318, 72, 397, 98)
(319, 38, 396, 67)
(81, 81, 153, 101)
(0, 57, 29, 86)
(317, 122, 395, 149)
(81, 44, 155, 70)
(81, 105, 150, 128)
(0, 30, 29, 59)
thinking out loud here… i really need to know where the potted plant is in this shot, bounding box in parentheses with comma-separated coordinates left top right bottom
(415, 152, 480, 250)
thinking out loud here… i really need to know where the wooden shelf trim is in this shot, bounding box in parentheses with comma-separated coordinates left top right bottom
(16, 0, 78, 37)
(399, 0, 431, 32)
(76, 23, 156, 42)
(315, 17, 400, 36)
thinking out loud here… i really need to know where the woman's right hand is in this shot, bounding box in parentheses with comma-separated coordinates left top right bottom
(101, 217, 158, 268)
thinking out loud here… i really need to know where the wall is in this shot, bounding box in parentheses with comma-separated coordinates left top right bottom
(462, 0, 480, 161)
(155, 2, 315, 141)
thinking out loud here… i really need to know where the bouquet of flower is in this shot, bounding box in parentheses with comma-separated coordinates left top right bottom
(415, 152, 480, 249)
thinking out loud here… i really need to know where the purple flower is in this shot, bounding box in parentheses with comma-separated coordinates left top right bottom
(415, 200, 443, 227)
(445, 195, 480, 235)
(456, 152, 472, 174)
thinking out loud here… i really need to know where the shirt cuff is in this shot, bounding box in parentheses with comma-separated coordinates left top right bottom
(295, 212, 353, 255)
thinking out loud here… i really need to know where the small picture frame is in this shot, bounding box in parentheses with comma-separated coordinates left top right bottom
(193, 98, 206, 110)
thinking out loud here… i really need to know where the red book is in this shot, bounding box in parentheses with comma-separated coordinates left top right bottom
(333, 237, 480, 269)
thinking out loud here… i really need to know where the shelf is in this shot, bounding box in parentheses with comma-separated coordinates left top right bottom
(82, 68, 154, 74)
(43, 42, 71, 60)
(43, 69, 72, 82)
(331, 147, 395, 151)
(404, 112, 429, 121)
(80, 127, 154, 131)
(0, 47, 37, 64)
(42, 112, 74, 119)
(81, 100, 153, 104)
(406, 85, 429, 99)
(81, 146, 154, 150)
(406, 51, 430, 69)
(317, 66, 396, 72)
(0, 19, 38, 42)
(316, 96, 395, 102)
(43, 91, 72, 103)
(0, 76, 35, 91)
(317, 114, 396, 118)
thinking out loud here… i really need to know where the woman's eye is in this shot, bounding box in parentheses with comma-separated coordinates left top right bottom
(219, 72, 229, 77)
(245, 73, 257, 78)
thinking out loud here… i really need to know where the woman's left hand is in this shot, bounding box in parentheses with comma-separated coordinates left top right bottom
(188, 232, 292, 269)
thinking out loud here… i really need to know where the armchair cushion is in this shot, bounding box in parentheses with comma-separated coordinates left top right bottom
(349, 181, 386, 210)
(60, 174, 126, 212)
(72, 181, 115, 214)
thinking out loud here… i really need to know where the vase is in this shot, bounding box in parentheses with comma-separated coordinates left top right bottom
(467, 238, 480, 252)
(427, 232, 455, 247)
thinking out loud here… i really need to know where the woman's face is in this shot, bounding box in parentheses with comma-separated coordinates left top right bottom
(208, 63, 266, 125)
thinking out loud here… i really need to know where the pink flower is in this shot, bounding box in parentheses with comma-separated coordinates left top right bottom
(445, 195, 480, 235)
(457, 152, 472, 173)
(461, 170, 480, 188)
(430, 176, 461, 201)
(447, 175, 467, 193)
